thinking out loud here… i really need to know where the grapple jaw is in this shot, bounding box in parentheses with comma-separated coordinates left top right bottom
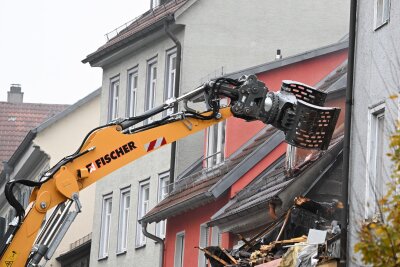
(230, 77, 340, 150)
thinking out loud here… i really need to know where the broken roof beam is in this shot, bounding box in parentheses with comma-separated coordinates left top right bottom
(294, 196, 343, 219)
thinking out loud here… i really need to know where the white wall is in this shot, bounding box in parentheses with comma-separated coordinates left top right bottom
(92, 34, 176, 267)
(348, 0, 400, 265)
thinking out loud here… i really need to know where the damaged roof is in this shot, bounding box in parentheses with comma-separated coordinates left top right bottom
(317, 61, 347, 96)
(208, 136, 343, 233)
(141, 127, 284, 224)
(82, 0, 188, 65)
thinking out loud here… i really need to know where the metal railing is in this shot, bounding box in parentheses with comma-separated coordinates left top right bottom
(105, 15, 144, 41)
(170, 154, 231, 195)
(104, 0, 184, 41)
(143, 152, 226, 202)
(70, 232, 92, 250)
(202, 151, 224, 169)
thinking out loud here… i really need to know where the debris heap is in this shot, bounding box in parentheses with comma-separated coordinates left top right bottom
(199, 197, 343, 267)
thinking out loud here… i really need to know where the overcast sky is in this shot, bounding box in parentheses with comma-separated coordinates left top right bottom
(0, 0, 149, 104)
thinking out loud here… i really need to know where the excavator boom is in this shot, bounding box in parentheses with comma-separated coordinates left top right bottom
(0, 75, 340, 266)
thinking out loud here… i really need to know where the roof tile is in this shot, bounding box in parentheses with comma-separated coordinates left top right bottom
(0, 102, 69, 172)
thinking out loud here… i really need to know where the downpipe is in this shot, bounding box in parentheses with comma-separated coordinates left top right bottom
(139, 18, 181, 267)
(341, 0, 357, 265)
(142, 222, 164, 267)
(164, 15, 182, 191)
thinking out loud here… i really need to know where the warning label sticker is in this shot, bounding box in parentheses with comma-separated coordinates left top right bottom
(2, 250, 17, 267)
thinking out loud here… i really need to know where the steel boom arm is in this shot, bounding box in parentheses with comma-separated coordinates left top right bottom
(1, 107, 234, 267)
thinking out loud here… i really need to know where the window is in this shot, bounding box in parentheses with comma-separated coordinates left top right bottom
(158, 172, 169, 202)
(165, 49, 177, 115)
(156, 172, 169, 238)
(145, 58, 157, 123)
(198, 224, 209, 267)
(210, 226, 221, 246)
(117, 187, 130, 253)
(174, 231, 185, 267)
(365, 104, 385, 218)
(99, 194, 112, 258)
(127, 68, 138, 118)
(206, 121, 226, 168)
(374, 0, 390, 30)
(136, 180, 150, 247)
(109, 77, 120, 121)
(205, 98, 228, 168)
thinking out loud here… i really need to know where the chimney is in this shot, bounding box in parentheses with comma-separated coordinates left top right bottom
(275, 49, 282, 60)
(7, 84, 24, 103)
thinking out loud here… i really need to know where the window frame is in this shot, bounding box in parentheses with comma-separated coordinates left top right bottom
(205, 99, 228, 168)
(374, 0, 390, 30)
(164, 48, 177, 116)
(108, 76, 120, 122)
(174, 231, 185, 267)
(157, 171, 169, 202)
(206, 120, 226, 168)
(127, 67, 139, 118)
(156, 171, 169, 238)
(365, 102, 386, 219)
(136, 179, 150, 247)
(145, 57, 158, 124)
(198, 224, 209, 267)
(117, 186, 131, 254)
(210, 226, 221, 246)
(99, 193, 113, 259)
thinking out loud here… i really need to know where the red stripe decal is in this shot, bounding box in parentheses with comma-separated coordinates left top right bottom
(161, 137, 167, 146)
(147, 140, 157, 152)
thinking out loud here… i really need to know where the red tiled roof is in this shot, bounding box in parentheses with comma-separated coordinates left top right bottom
(0, 102, 69, 172)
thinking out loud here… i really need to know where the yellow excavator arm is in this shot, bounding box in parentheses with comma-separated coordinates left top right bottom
(0, 75, 340, 266)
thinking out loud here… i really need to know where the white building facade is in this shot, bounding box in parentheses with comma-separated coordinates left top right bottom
(348, 0, 400, 265)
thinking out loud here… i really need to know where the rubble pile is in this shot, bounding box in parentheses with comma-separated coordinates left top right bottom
(200, 197, 343, 267)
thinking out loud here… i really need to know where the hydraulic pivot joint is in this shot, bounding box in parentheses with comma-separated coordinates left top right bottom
(230, 75, 270, 122)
